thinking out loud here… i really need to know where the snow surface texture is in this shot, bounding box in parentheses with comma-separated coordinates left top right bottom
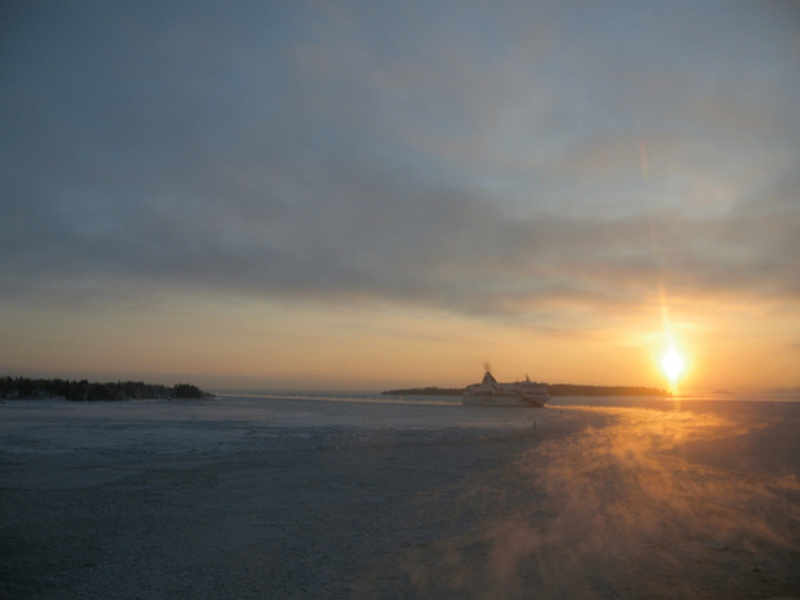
(2, 396, 799, 599)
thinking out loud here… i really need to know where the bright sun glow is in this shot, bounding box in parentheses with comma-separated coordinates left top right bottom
(660, 344, 686, 388)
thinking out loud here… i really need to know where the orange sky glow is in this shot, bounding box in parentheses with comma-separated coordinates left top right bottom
(2, 288, 797, 392)
(2, 3, 798, 392)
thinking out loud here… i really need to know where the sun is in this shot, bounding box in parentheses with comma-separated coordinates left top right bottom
(660, 344, 686, 390)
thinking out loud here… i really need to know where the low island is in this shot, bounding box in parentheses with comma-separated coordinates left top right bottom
(383, 383, 668, 397)
(0, 376, 213, 401)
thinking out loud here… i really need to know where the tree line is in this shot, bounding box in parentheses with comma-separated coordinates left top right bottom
(0, 377, 210, 401)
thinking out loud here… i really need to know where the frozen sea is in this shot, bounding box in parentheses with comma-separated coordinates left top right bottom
(2, 393, 800, 598)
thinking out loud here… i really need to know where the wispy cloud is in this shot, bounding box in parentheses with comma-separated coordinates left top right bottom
(1, 1, 798, 382)
(3, 160, 798, 319)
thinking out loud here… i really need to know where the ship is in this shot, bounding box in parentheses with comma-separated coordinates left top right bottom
(462, 370, 548, 407)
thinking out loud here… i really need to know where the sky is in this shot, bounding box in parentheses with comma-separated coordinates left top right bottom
(2, 1, 799, 391)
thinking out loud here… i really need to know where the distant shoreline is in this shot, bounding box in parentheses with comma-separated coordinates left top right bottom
(383, 384, 669, 397)
(1, 376, 213, 402)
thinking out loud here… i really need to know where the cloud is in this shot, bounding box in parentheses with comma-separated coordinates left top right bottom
(2, 149, 800, 320)
(1, 1, 799, 322)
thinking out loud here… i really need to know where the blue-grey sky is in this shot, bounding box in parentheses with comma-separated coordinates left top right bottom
(2, 1, 799, 389)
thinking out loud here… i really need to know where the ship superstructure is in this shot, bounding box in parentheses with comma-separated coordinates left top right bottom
(462, 370, 548, 407)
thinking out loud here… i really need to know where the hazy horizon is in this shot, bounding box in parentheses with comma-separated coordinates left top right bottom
(2, 2, 799, 391)
(5, 366, 799, 398)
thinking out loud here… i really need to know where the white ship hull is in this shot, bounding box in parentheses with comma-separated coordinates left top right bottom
(462, 391, 546, 407)
(462, 370, 548, 407)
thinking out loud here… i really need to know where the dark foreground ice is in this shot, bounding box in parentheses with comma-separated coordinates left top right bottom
(2, 395, 799, 599)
